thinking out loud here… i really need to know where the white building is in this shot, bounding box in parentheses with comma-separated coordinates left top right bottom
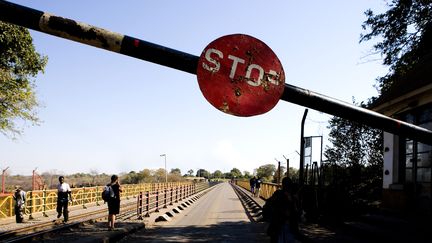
(371, 57, 432, 215)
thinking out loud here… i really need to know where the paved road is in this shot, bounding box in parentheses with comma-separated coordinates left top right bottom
(121, 182, 269, 242)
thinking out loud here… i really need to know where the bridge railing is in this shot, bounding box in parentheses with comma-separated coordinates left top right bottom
(235, 180, 280, 200)
(0, 182, 193, 219)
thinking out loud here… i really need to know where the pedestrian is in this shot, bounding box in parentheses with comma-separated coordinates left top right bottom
(249, 176, 256, 195)
(13, 186, 26, 223)
(56, 176, 72, 223)
(254, 177, 262, 197)
(107, 174, 122, 230)
(262, 177, 300, 243)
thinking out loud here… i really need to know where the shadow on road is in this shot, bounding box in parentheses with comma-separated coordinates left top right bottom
(121, 221, 269, 242)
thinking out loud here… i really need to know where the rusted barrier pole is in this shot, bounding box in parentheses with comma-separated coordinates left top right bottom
(137, 192, 143, 220)
(163, 189, 167, 208)
(28, 191, 34, 220)
(155, 191, 159, 213)
(144, 191, 150, 217)
(0, 0, 431, 145)
(42, 189, 48, 217)
(169, 187, 173, 206)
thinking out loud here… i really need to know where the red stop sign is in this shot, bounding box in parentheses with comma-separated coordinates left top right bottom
(197, 34, 285, 117)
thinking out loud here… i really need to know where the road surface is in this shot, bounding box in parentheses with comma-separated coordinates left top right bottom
(121, 182, 269, 242)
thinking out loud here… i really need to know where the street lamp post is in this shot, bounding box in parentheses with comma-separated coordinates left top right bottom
(160, 154, 167, 183)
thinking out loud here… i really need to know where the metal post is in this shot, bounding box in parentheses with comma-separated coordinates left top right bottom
(155, 190, 159, 212)
(170, 187, 173, 206)
(278, 161, 281, 184)
(145, 191, 150, 217)
(2, 167, 9, 194)
(42, 189, 48, 217)
(163, 189, 167, 208)
(160, 154, 167, 183)
(137, 192, 143, 220)
(300, 109, 308, 186)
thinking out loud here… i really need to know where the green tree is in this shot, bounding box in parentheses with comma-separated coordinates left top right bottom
(154, 168, 167, 182)
(286, 167, 299, 182)
(255, 164, 276, 182)
(230, 168, 242, 178)
(360, 0, 432, 93)
(170, 168, 181, 175)
(243, 171, 252, 179)
(213, 170, 223, 178)
(187, 169, 194, 176)
(196, 169, 210, 179)
(273, 166, 286, 183)
(324, 100, 383, 203)
(0, 22, 47, 137)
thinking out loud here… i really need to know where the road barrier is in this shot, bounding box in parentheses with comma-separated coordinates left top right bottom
(235, 180, 280, 200)
(0, 182, 193, 219)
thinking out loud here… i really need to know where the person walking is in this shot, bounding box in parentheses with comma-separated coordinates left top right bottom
(249, 176, 256, 196)
(56, 176, 72, 223)
(13, 186, 26, 223)
(254, 177, 262, 197)
(107, 174, 122, 230)
(263, 177, 300, 243)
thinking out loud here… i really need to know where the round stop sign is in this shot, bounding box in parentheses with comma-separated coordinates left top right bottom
(197, 34, 285, 117)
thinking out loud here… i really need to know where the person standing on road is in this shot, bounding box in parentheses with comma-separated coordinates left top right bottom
(13, 185, 26, 223)
(56, 176, 72, 223)
(263, 177, 300, 243)
(254, 177, 262, 197)
(249, 176, 256, 195)
(107, 174, 122, 230)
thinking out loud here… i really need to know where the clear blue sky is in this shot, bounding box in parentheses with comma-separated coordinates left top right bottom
(1, 0, 388, 176)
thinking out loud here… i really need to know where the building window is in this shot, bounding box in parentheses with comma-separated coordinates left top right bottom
(400, 105, 432, 184)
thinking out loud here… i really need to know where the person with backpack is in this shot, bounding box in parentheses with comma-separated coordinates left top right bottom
(249, 176, 256, 196)
(56, 176, 72, 223)
(13, 185, 26, 223)
(254, 177, 262, 197)
(107, 174, 122, 230)
(262, 177, 300, 243)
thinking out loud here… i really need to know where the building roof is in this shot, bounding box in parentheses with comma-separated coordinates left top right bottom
(371, 54, 432, 115)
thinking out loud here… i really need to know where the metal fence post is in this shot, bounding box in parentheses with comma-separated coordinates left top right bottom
(42, 189, 48, 217)
(169, 187, 173, 206)
(96, 186, 100, 206)
(145, 191, 150, 217)
(155, 190, 159, 212)
(28, 191, 34, 220)
(82, 187, 87, 209)
(137, 191, 143, 220)
(163, 189, 167, 208)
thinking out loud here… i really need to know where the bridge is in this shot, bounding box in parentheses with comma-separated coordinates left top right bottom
(0, 181, 429, 242)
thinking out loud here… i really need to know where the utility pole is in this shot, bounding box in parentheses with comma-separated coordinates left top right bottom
(2, 166, 9, 194)
(32, 167, 38, 190)
(283, 155, 289, 178)
(160, 154, 167, 183)
(275, 158, 281, 184)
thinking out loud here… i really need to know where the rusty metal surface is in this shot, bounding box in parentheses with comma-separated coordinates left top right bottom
(197, 34, 285, 117)
(39, 13, 123, 52)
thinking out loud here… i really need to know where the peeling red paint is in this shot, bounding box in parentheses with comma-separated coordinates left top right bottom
(197, 34, 285, 117)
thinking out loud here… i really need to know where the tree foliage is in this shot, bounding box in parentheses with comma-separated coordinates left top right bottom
(230, 168, 242, 178)
(325, 101, 383, 169)
(360, 0, 432, 93)
(0, 22, 47, 137)
(255, 164, 276, 182)
(196, 169, 210, 179)
(212, 170, 223, 178)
